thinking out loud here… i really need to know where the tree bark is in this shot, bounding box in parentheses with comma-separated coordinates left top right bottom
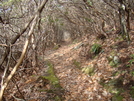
(118, 0, 130, 42)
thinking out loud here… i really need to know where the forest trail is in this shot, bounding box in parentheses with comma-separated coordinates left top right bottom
(5, 32, 134, 101)
(1, 0, 134, 100)
(43, 41, 111, 101)
(41, 30, 134, 101)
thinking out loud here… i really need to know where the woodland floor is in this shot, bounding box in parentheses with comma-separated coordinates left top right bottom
(42, 31, 134, 101)
(5, 29, 134, 101)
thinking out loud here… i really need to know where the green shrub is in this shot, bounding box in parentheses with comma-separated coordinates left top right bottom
(90, 43, 102, 55)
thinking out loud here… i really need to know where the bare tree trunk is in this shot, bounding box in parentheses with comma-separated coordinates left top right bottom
(118, 0, 130, 42)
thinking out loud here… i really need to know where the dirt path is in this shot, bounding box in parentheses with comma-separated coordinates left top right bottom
(43, 42, 111, 101)
(41, 30, 134, 101)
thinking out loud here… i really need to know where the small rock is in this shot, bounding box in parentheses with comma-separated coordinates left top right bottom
(113, 56, 120, 64)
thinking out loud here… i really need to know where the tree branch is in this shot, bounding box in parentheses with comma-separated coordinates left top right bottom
(0, 0, 48, 100)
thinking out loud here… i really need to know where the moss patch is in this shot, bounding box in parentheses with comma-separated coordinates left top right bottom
(39, 62, 65, 100)
(111, 94, 123, 101)
(73, 60, 81, 69)
(44, 63, 59, 86)
(81, 64, 95, 76)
